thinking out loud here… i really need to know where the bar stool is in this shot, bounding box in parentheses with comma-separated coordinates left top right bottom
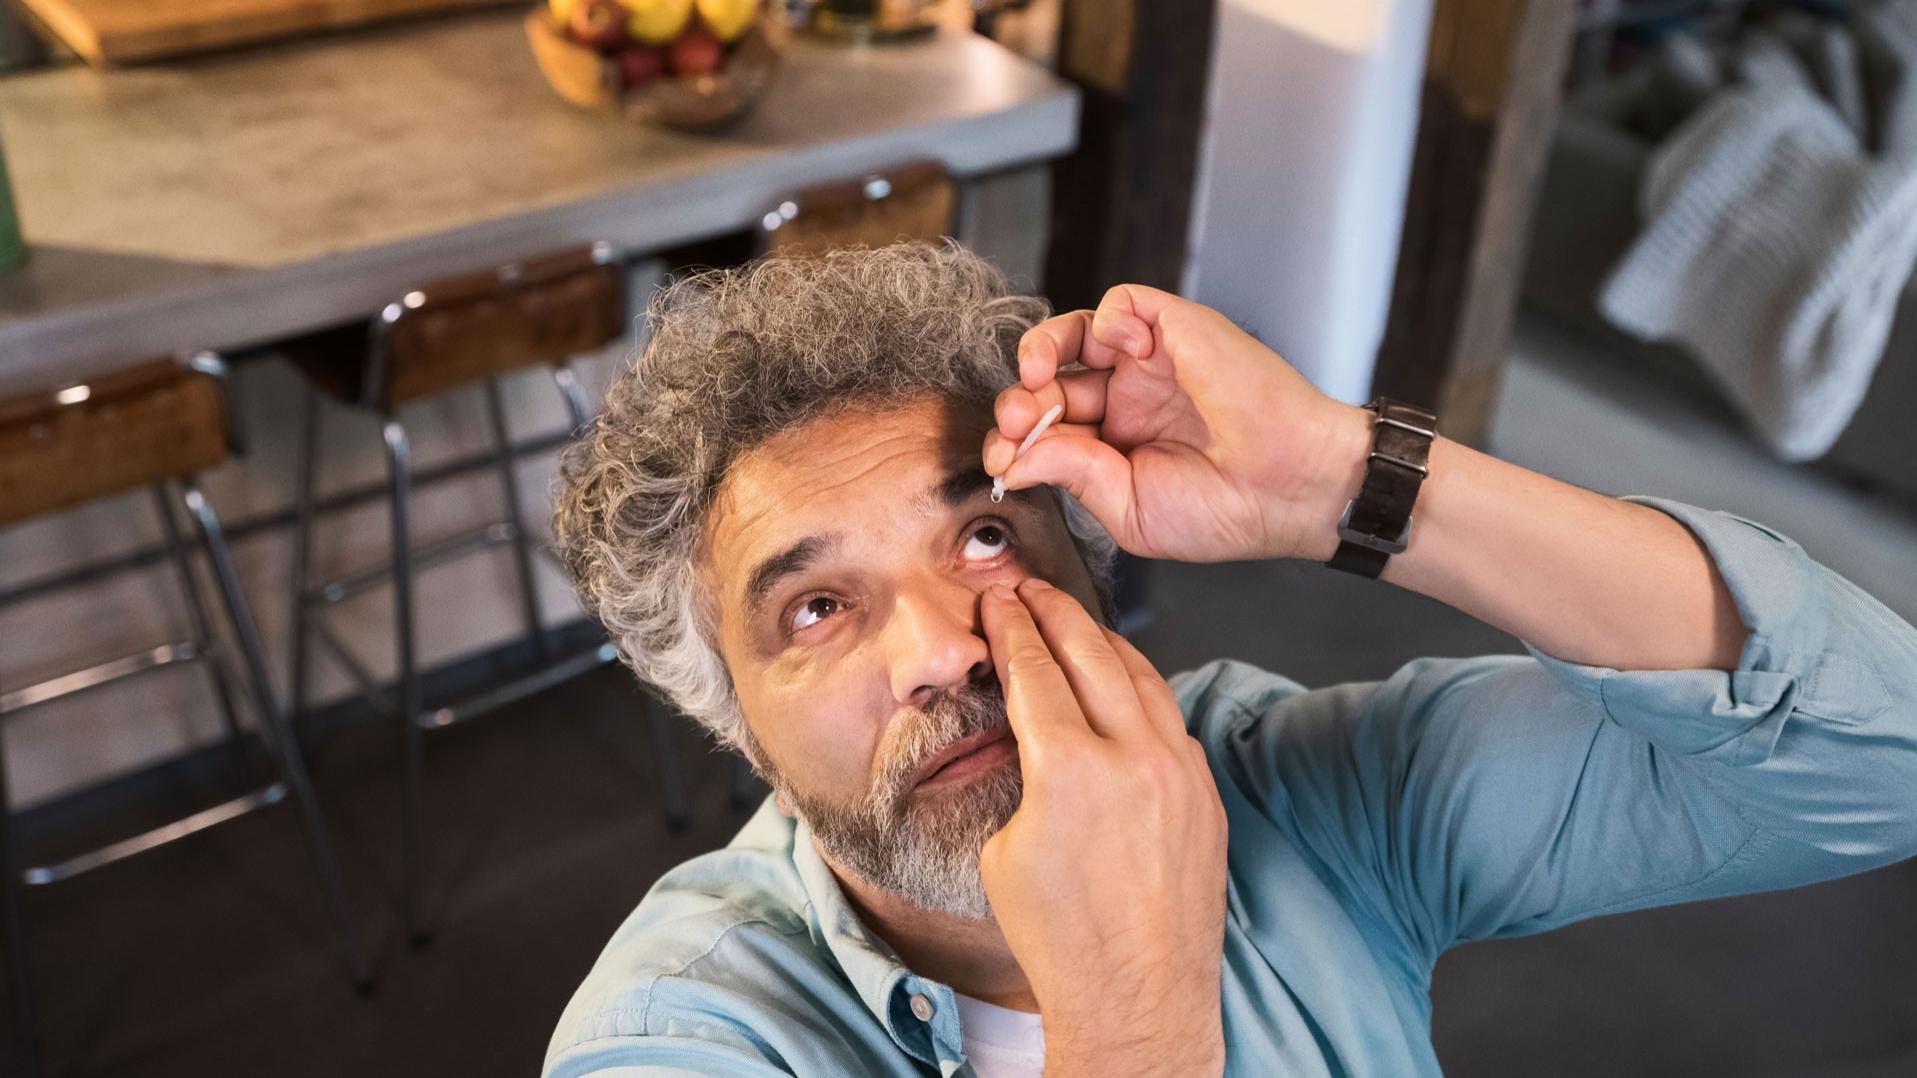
(280, 241, 688, 945)
(0, 354, 371, 1076)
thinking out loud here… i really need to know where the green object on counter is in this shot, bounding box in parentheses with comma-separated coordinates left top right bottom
(0, 134, 26, 274)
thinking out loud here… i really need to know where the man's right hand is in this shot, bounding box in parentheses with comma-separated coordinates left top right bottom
(979, 576, 1228, 1077)
(982, 285, 1372, 565)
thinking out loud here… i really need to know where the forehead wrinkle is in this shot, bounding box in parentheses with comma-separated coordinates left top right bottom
(709, 428, 920, 581)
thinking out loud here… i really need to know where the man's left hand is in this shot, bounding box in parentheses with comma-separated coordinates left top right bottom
(979, 577, 1229, 1077)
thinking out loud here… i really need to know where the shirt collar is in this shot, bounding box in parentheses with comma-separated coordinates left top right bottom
(789, 815, 968, 1071)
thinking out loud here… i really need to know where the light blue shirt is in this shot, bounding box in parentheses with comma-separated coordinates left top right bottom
(545, 498, 1917, 1076)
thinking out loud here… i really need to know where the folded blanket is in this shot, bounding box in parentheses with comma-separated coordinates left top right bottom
(1858, 0, 1917, 155)
(1598, 0, 1917, 460)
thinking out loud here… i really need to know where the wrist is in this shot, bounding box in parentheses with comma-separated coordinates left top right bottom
(1039, 999, 1225, 1078)
(1274, 400, 1372, 562)
(1043, 1030, 1225, 1078)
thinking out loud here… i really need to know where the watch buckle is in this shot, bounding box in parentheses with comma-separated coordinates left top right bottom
(1337, 499, 1412, 555)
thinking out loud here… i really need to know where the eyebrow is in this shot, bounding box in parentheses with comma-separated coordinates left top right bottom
(740, 468, 1041, 623)
(742, 534, 839, 624)
(920, 467, 1041, 515)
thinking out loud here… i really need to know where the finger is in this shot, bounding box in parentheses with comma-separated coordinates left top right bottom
(1095, 283, 1183, 333)
(992, 370, 1110, 441)
(1102, 627, 1188, 748)
(983, 420, 1103, 478)
(999, 433, 1140, 548)
(1090, 304, 1155, 363)
(1015, 577, 1151, 741)
(980, 583, 1094, 755)
(1018, 310, 1134, 390)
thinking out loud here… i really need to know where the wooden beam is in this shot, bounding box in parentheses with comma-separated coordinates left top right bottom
(1042, 0, 1216, 311)
(1371, 0, 1579, 445)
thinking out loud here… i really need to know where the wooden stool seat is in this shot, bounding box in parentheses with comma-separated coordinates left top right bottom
(760, 160, 956, 256)
(282, 243, 624, 410)
(0, 357, 228, 529)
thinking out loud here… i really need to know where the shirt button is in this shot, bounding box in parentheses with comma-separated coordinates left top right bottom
(909, 994, 935, 1022)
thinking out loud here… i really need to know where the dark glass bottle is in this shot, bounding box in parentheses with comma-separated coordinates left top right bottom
(0, 136, 24, 274)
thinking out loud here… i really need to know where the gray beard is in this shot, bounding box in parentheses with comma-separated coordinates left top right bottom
(761, 681, 1020, 919)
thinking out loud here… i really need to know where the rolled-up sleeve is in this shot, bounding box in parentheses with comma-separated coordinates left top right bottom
(1225, 497, 1917, 972)
(1530, 497, 1913, 861)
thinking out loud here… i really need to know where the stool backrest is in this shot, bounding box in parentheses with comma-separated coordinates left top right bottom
(0, 354, 232, 529)
(759, 160, 956, 256)
(369, 242, 625, 410)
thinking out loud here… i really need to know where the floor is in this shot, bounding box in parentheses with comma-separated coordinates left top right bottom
(4, 661, 751, 1077)
(1429, 312, 1917, 1077)
(8, 311, 1917, 1076)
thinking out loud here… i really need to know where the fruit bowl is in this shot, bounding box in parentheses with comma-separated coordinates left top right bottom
(525, 0, 787, 130)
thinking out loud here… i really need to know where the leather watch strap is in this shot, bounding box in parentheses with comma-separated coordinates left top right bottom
(1327, 399, 1437, 579)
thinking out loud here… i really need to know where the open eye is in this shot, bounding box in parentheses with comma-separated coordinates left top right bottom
(962, 521, 1013, 562)
(790, 595, 843, 633)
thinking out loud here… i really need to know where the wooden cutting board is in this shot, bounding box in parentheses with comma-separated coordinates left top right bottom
(17, 0, 526, 66)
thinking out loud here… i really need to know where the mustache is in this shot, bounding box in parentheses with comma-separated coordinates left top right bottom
(869, 675, 1009, 805)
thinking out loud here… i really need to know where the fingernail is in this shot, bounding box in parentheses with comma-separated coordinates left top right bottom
(1022, 577, 1053, 592)
(989, 583, 1016, 601)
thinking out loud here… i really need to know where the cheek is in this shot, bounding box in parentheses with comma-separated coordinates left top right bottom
(741, 663, 892, 795)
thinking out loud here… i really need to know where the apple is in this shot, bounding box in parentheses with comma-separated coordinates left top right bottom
(617, 45, 667, 89)
(668, 27, 724, 76)
(568, 0, 627, 50)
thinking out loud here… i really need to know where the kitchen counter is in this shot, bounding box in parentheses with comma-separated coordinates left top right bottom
(0, 10, 1077, 389)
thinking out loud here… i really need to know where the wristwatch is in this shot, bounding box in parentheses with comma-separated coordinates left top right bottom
(1326, 398, 1437, 579)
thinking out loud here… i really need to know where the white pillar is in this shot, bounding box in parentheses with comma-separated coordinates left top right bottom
(1184, 0, 1435, 404)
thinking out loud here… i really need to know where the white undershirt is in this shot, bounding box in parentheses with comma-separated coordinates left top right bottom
(952, 991, 1046, 1077)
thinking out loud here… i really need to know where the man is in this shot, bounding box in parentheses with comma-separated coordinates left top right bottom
(545, 243, 1917, 1076)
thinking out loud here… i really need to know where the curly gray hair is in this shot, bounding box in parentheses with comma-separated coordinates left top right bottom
(552, 242, 1119, 751)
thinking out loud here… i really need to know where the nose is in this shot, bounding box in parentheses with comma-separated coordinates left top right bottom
(884, 573, 997, 709)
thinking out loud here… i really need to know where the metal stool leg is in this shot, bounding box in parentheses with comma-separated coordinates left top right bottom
(551, 362, 593, 433)
(382, 420, 432, 945)
(287, 386, 321, 742)
(151, 486, 253, 773)
(175, 479, 374, 990)
(483, 380, 547, 661)
(0, 721, 41, 1077)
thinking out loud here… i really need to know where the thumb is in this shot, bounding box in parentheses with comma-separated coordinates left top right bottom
(1003, 434, 1138, 546)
